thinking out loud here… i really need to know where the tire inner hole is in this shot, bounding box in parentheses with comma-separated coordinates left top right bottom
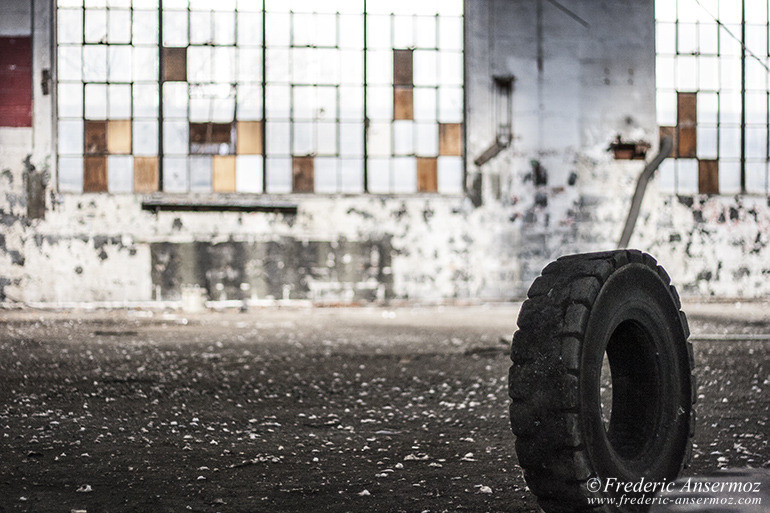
(601, 319, 660, 461)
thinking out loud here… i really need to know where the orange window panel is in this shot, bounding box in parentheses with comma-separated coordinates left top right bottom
(698, 159, 719, 194)
(85, 120, 108, 155)
(213, 155, 237, 192)
(133, 157, 159, 193)
(83, 156, 108, 192)
(417, 157, 438, 193)
(292, 156, 314, 193)
(236, 121, 263, 155)
(107, 120, 132, 155)
(439, 123, 463, 156)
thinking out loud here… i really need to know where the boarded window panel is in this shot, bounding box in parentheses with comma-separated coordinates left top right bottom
(292, 156, 315, 193)
(439, 123, 462, 156)
(394, 86, 414, 120)
(678, 126, 697, 158)
(134, 156, 159, 193)
(85, 120, 108, 155)
(237, 121, 262, 155)
(213, 155, 237, 192)
(698, 159, 719, 194)
(659, 125, 678, 157)
(393, 49, 413, 86)
(417, 157, 438, 192)
(84, 156, 108, 192)
(163, 46, 187, 82)
(677, 92, 697, 127)
(0, 37, 32, 127)
(107, 120, 132, 154)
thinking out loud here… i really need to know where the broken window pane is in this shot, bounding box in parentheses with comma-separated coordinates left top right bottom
(133, 120, 158, 156)
(107, 155, 133, 192)
(84, 83, 108, 119)
(59, 156, 84, 192)
(190, 122, 234, 154)
(213, 155, 237, 192)
(162, 157, 188, 192)
(235, 155, 263, 193)
(394, 86, 414, 120)
(417, 157, 437, 192)
(84, 156, 108, 192)
(266, 157, 292, 193)
(437, 156, 462, 193)
(292, 156, 315, 192)
(314, 157, 338, 193)
(236, 121, 263, 155)
(107, 119, 132, 154)
(439, 123, 462, 156)
(133, 156, 158, 193)
(108, 84, 131, 118)
(189, 156, 213, 192)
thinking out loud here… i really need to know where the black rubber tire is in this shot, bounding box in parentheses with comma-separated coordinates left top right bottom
(509, 250, 696, 513)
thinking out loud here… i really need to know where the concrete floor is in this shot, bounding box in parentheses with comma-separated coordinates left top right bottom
(0, 302, 768, 512)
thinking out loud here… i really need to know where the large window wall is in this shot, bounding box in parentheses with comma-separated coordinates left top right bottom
(55, 0, 464, 195)
(656, 0, 770, 195)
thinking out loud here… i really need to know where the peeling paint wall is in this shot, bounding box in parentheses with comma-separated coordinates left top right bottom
(0, 0, 768, 304)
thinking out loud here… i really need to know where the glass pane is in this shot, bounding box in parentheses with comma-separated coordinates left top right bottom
(133, 83, 159, 117)
(163, 82, 188, 118)
(719, 160, 742, 193)
(59, 157, 84, 192)
(697, 92, 718, 124)
(236, 155, 263, 193)
(745, 161, 768, 194)
(746, 126, 767, 159)
(339, 85, 363, 120)
(108, 84, 131, 118)
(83, 45, 107, 82)
(189, 97, 213, 122)
(317, 86, 337, 120)
(367, 15, 391, 50)
(365, 85, 392, 120)
(190, 156, 213, 192)
(439, 51, 462, 86)
(678, 23, 697, 54)
(266, 48, 290, 83)
(188, 46, 212, 83)
(392, 120, 414, 155)
(108, 9, 131, 44)
(720, 92, 741, 124)
(238, 47, 262, 83)
(339, 122, 363, 157)
(162, 157, 188, 192)
(212, 46, 235, 83)
(697, 125, 718, 159)
(133, 10, 158, 45)
(415, 16, 436, 49)
(190, 11, 213, 45)
(211, 97, 235, 123)
(108, 45, 132, 82)
(437, 156, 462, 193)
(266, 121, 291, 155)
(163, 120, 189, 155)
(84, 83, 108, 119)
(746, 58, 768, 91)
(746, 91, 768, 125)
(133, 120, 158, 156)
(107, 155, 133, 192)
(656, 55, 675, 89)
(340, 159, 364, 193)
(85, 8, 107, 43)
(315, 157, 338, 193)
(438, 16, 462, 51)
(699, 22, 719, 54)
(265, 12, 290, 46)
(413, 50, 438, 86)
(237, 84, 262, 120)
(58, 9, 83, 44)
(677, 159, 698, 195)
(438, 86, 462, 123)
(656, 90, 676, 126)
(415, 122, 438, 156)
(675, 55, 697, 91)
(698, 56, 719, 91)
(237, 12, 262, 46)
(720, 58, 741, 91)
(213, 11, 236, 45)
(58, 120, 84, 155)
(58, 82, 83, 118)
(367, 158, 390, 193)
(719, 126, 741, 159)
(339, 14, 363, 49)
(657, 158, 675, 193)
(266, 84, 290, 119)
(392, 156, 416, 193)
(393, 16, 414, 48)
(745, 23, 767, 56)
(265, 157, 292, 193)
(316, 48, 340, 84)
(339, 50, 363, 85)
(162, 10, 188, 47)
(292, 121, 314, 155)
(656, 22, 674, 54)
(58, 46, 83, 81)
(366, 50, 392, 85)
(317, 121, 337, 155)
(367, 121, 391, 156)
(131, 46, 157, 82)
(293, 86, 316, 120)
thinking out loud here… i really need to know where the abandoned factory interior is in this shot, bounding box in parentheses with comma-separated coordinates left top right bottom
(1, 0, 769, 306)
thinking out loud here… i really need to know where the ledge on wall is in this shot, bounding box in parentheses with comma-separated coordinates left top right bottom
(140, 195, 298, 214)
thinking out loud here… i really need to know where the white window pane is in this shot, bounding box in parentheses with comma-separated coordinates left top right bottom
(266, 121, 291, 155)
(162, 10, 188, 47)
(677, 159, 698, 195)
(746, 161, 768, 193)
(59, 157, 84, 192)
(656, 55, 675, 89)
(238, 47, 262, 83)
(339, 14, 364, 49)
(366, 50, 392, 85)
(719, 2, 741, 24)
(58, 9, 83, 44)
(317, 87, 337, 120)
(316, 48, 340, 85)
(414, 50, 438, 86)
(392, 156, 416, 193)
(133, 10, 158, 45)
(678, 23, 697, 55)
(190, 156, 212, 192)
(83, 45, 107, 81)
(315, 157, 338, 193)
(212, 46, 235, 83)
(340, 50, 364, 85)
(367, 15, 391, 50)
(291, 47, 315, 84)
(84, 83, 108, 119)
(393, 121, 414, 155)
(188, 46, 212, 83)
(340, 159, 364, 193)
(746, 91, 767, 125)
(85, 0, 107, 6)
(292, 86, 314, 119)
(415, 123, 438, 157)
(657, 158, 675, 193)
(211, 98, 235, 123)
(437, 156, 462, 193)
(317, 121, 337, 155)
(697, 92, 718, 124)
(439, 51, 462, 86)
(163, 82, 188, 118)
(746, 58, 768, 91)
(677, 0, 700, 23)
(266, 12, 290, 46)
(108, 9, 131, 44)
(266, 157, 292, 193)
(656, 90, 676, 126)
(366, 85, 393, 120)
(745, 23, 767, 56)
(719, 126, 741, 159)
(60, 0, 84, 7)
(108, 45, 132, 82)
(697, 126, 718, 159)
(393, 16, 414, 48)
(698, 56, 719, 91)
(719, 160, 741, 194)
(132, 46, 158, 82)
(133, 83, 159, 118)
(367, 158, 390, 193)
(699, 22, 718, 54)
(237, 0, 260, 11)
(236, 155, 263, 193)
(292, 13, 315, 46)
(108, 84, 131, 118)
(189, 97, 212, 122)
(107, 155, 133, 192)
(367, 121, 391, 156)
(85, 8, 107, 43)
(656, 1, 676, 24)
(237, 12, 262, 46)
(675, 55, 697, 91)
(746, 126, 767, 159)
(414, 16, 436, 49)
(107, 0, 130, 7)
(237, 84, 262, 120)
(163, 157, 188, 192)
(438, 16, 462, 51)
(720, 58, 741, 91)
(266, 84, 290, 119)
(133, 0, 159, 8)
(266, 48, 290, 83)
(58, 83, 83, 118)
(190, 11, 213, 45)
(656, 22, 675, 54)
(292, 121, 314, 155)
(339, 85, 364, 120)
(316, 14, 337, 47)
(721, 26, 743, 57)
(59, 120, 84, 155)
(720, 92, 741, 124)
(133, 120, 158, 156)
(746, 0, 768, 23)
(339, 122, 363, 157)
(438, 86, 462, 123)
(164, 120, 189, 155)
(58, 46, 83, 81)
(214, 11, 236, 45)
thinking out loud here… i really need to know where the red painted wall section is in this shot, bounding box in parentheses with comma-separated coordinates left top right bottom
(0, 37, 33, 127)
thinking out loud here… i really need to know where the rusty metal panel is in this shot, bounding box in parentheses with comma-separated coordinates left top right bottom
(659, 126, 678, 157)
(678, 126, 697, 158)
(236, 121, 262, 155)
(394, 86, 414, 120)
(84, 156, 108, 192)
(698, 159, 719, 194)
(439, 123, 462, 156)
(134, 156, 159, 193)
(213, 155, 237, 192)
(292, 156, 314, 193)
(163, 47, 187, 82)
(0, 37, 32, 127)
(677, 92, 697, 127)
(107, 120, 132, 154)
(85, 120, 108, 155)
(393, 49, 413, 86)
(417, 157, 438, 192)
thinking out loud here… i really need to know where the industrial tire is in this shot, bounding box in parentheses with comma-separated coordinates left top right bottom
(509, 250, 696, 513)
